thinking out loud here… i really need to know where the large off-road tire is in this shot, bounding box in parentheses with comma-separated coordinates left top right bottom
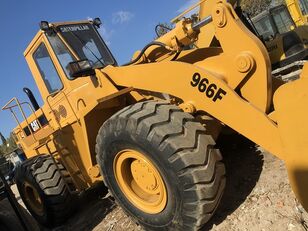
(96, 101, 226, 230)
(15, 155, 75, 227)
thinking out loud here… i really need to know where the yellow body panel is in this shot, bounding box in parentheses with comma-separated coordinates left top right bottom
(266, 36, 286, 65)
(286, 0, 308, 26)
(273, 64, 308, 208)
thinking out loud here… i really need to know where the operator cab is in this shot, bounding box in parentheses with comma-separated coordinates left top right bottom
(252, 5, 296, 41)
(251, 5, 307, 67)
(24, 18, 118, 107)
(3, 19, 119, 147)
(40, 19, 117, 78)
(270, 5, 296, 34)
(252, 11, 276, 41)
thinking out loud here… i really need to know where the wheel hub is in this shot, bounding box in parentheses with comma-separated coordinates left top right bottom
(23, 182, 44, 216)
(131, 159, 159, 193)
(114, 149, 167, 214)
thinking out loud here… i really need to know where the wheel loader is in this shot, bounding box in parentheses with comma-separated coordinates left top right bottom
(246, 1, 308, 80)
(2, 0, 308, 230)
(251, 3, 308, 68)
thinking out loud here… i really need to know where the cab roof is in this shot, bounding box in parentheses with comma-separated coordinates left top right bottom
(24, 19, 93, 57)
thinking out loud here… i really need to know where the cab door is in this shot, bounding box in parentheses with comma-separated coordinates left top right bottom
(28, 33, 78, 129)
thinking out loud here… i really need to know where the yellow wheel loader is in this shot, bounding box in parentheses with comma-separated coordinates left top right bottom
(3, 0, 308, 230)
(249, 2, 308, 80)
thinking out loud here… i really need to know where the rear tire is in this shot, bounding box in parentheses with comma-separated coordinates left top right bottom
(15, 155, 75, 227)
(96, 101, 226, 230)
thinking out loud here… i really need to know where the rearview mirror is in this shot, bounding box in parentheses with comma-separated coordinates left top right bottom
(67, 60, 95, 78)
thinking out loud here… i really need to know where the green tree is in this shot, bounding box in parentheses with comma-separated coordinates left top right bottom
(0, 132, 7, 155)
(240, 0, 272, 17)
(0, 132, 18, 155)
(0, 132, 6, 146)
(273, 0, 286, 6)
(6, 133, 17, 151)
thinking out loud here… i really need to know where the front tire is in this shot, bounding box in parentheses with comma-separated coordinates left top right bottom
(96, 101, 226, 230)
(15, 155, 75, 227)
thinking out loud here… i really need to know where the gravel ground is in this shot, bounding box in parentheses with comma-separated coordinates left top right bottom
(11, 135, 308, 231)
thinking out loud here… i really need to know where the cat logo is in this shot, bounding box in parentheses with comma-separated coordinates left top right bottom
(30, 120, 40, 132)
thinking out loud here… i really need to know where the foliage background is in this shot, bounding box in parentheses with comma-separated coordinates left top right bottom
(240, 0, 285, 17)
(0, 132, 17, 155)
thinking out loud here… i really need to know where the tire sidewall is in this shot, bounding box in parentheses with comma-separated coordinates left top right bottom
(15, 159, 49, 225)
(100, 130, 182, 230)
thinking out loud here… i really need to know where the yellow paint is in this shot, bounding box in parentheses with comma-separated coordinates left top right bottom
(114, 149, 167, 214)
(273, 63, 308, 210)
(286, 0, 308, 26)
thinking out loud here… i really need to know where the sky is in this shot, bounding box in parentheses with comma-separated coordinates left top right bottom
(0, 0, 198, 138)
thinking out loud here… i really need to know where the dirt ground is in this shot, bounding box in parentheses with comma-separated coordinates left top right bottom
(11, 135, 308, 231)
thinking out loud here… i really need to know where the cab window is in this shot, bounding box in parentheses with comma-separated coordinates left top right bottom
(253, 15, 276, 40)
(58, 23, 116, 69)
(271, 6, 295, 34)
(47, 34, 76, 79)
(299, 0, 308, 16)
(33, 43, 63, 94)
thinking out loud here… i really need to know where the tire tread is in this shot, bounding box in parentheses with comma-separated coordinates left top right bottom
(96, 101, 225, 231)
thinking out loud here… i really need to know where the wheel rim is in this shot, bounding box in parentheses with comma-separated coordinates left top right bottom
(23, 182, 44, 216)
(113, 149, 167, 214)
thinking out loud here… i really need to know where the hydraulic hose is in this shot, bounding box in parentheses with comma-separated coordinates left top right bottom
(122, 41, 168, 66)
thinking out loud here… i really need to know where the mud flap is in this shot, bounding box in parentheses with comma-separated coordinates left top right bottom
(274, 64, 308, 211)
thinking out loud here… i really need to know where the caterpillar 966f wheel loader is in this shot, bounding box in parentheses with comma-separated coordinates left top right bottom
(3, 0, 308, 230)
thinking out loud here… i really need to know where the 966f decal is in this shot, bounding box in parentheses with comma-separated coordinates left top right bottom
(191, 73, 226, 102)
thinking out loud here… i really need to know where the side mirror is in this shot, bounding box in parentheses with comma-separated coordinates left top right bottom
(67, 60, 95, 78)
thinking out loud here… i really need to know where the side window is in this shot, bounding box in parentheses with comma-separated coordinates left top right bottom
(33, 43, 63, 94)
(272, 8, 294, 34)
(254, 16, 276, 40)
(299, 0, 308, 16)
(47, 35, 76, 79)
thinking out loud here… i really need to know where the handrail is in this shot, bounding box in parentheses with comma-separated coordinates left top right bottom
(2, 97, 41, 141)
(3, 101, 42, 127)
(3, 101, 33, 111)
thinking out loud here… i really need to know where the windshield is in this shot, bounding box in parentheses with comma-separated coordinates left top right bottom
(271, 6, 295, 34)
(57, 23, 116, 69)
(253, 14, 276, 40)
